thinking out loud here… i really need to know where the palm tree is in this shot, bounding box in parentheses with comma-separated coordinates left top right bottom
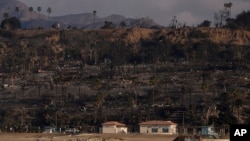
(29, 7, 33, 20)
(37, 6, 42, 20)
(37, 6, 42, 28)
(225, 3, 230, 19)
(15, 6, 19, 18)
(47, 7, 52, 21)
(93, 10, 97, 25)
(224, 3, 228, 9)
(228, 2, 233, 18)
(224, 2, 233, 19)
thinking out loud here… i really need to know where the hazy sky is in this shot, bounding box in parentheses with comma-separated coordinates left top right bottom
(18, 0, 250, 26)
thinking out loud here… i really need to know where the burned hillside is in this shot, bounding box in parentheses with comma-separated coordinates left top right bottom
(0, 27, 250, 132)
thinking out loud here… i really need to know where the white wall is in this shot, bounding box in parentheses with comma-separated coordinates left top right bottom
(169, 125, 177, 134)
(140, 125, 177, 134)
(102, 125, 127, 134)
(117, 127, 127, 134)
(140, 126, 148, 133)
(102, 125, 116, 133)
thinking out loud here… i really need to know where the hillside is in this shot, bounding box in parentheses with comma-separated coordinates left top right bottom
(41, 27, 250, 45)
(160, 27, 250, 45)
(0, 27, 250, 133)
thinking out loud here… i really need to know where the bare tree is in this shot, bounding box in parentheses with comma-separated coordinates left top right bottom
(214, 10, 227, 27)
(215, 2, 233, 27)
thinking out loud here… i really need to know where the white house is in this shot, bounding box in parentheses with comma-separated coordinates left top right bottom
(100, 121, 127, 134)
(139, 120, 177, 134)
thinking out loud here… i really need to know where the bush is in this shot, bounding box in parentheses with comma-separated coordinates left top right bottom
(0, 17, 21, 30)
(0, 30, 13, 38)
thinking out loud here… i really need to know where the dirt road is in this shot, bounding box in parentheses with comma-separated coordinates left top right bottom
(0, 133, 177, 141)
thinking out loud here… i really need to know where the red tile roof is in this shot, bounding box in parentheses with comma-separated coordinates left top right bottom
(139, 120, 177, 126)
(102, 121, 126, 127)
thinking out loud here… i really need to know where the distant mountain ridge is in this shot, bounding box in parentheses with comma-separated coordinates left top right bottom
(0, 0, 163, 29)
(0, 0, 47, 21)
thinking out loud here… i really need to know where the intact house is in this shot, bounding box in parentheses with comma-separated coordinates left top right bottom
(139, 120, 177, 134)
(100, 121, 127, 134)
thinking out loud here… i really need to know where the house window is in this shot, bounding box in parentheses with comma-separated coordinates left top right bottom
(162, 127, 169, 133)
(152, 127, 158, 133)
